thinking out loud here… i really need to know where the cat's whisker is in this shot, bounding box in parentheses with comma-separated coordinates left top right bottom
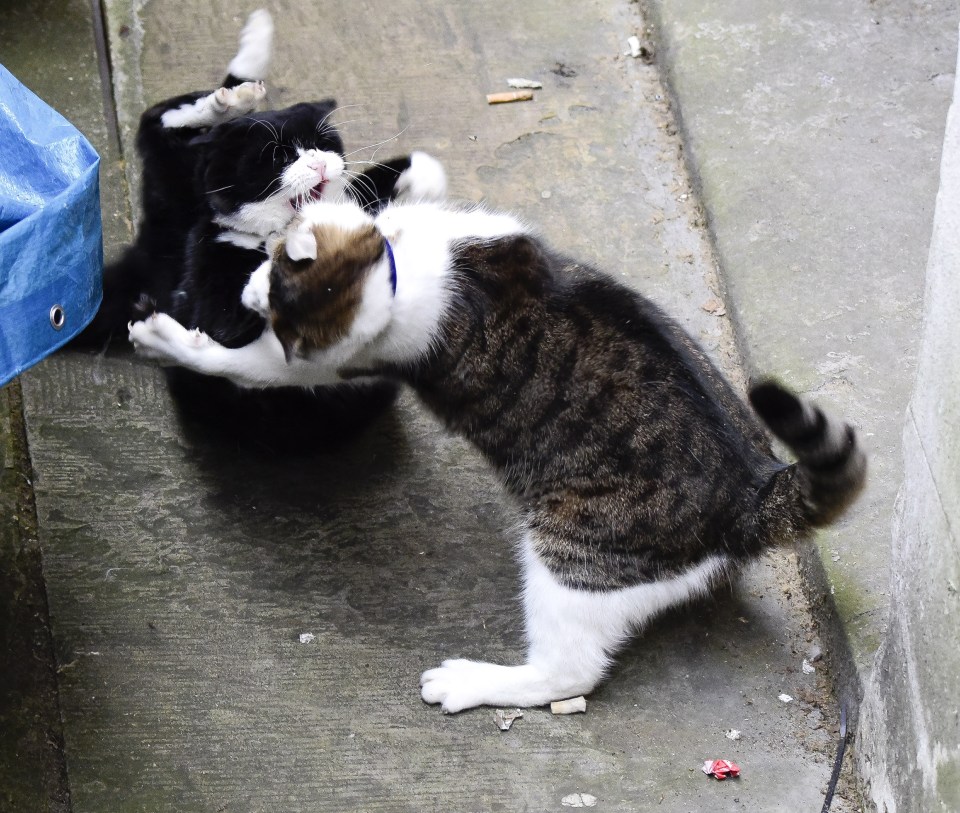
(254, 175, 285, 200)
(347, 174, 381, 207)
(244, 116, 280, 144)
(341, 125, 411, 160)
(318, 103, 365, 135)
(344, 158, 399, 173)
(204, 184, 236, 195)
(323, 118, 363, 131)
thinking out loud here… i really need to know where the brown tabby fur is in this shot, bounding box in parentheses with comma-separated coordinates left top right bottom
(267, 225, 865, 592)
(270, 223, 385, 360)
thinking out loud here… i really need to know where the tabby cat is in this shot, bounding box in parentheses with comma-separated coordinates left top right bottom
(129, 200, 866, 711)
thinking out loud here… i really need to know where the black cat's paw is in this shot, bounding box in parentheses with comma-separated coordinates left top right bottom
(394, 152, 447, 203)
(212, 81, 267, 115)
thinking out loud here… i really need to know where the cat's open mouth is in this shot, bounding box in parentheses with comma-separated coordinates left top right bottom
(291, 182, 326, 212)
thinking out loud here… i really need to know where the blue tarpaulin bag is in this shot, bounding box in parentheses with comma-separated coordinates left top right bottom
(0, 63, 103, 387)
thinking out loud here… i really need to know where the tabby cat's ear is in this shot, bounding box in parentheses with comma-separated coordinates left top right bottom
(285, 228, 317, 262)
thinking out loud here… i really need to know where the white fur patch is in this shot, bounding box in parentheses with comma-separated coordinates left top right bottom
(420, 532, 729, 712)
(241, 261, 272, 317)
(394, 152, 448, 203)
(215, 229, 264, 250)
(296, 200, 376, 233)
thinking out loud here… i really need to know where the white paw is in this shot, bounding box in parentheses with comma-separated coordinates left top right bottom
(128, 312, 207, 362)
(420, 659, 498, 713)
(395, 152, 447, 203)
(212, 81, 266, 115)
(241, 261, 272, 316)
(161, 82, 265, 129)
(420, 656, 595, 712)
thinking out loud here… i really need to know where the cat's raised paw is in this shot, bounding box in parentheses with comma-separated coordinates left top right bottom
(128, 312, 207, 362)
(212, 81, 266, 115)
(161, 82, 266, 129)
(394, 152, 447, 203)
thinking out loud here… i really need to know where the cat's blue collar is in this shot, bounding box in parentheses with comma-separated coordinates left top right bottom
(385, 239, 397, 296)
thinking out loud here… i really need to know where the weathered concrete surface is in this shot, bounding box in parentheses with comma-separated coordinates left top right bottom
(0, 381, 69, 811)
(857, 34, 960, 813)
(645, 0, 958, 715)
(6, 0, 858, 810)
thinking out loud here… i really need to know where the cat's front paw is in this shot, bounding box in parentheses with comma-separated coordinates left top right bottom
(241, 261, 271, 317)
(394, 152, 447, 203)
(421, 657, 593, 712)
(129, 312, 209, 363)
(420, 659, 496, 713)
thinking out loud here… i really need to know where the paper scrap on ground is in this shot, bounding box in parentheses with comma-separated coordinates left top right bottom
(507, 78, 543, 89)
(702, 759, 741, 780)
(562, 793, 598, 807)
(494, 708, 523, 731)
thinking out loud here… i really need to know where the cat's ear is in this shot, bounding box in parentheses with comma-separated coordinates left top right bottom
(285, 228, 317, 262)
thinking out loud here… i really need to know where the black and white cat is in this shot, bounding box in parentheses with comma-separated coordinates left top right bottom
(129, 200, 866, 711)
(81, 10, 446, 448)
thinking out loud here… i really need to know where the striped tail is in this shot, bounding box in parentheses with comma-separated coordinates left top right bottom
(749, 380, 866, 527)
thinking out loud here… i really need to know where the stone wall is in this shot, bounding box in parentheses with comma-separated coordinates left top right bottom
(858, 25, 960, 813)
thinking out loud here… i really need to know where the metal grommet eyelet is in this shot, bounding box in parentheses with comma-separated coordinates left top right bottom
(49, 304, 66, 330)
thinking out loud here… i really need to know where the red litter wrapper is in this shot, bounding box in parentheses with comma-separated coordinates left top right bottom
(702, 759, 741, 780)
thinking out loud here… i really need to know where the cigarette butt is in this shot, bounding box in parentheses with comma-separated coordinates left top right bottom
(551, 696, 587, 715)
(487, 90, 534, 105)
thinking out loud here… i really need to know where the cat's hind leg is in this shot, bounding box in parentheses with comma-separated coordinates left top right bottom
(225, 9, 274, 86)
(160, 81, 267, 129)
(420, 532, 729, 713)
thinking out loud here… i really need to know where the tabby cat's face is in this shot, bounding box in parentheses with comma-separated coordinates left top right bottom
(196, 100, 349, 235)
(245, 202, 394, 361)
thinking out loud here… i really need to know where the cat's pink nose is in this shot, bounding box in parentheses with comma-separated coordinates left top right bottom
(307, 158, 327, 178)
